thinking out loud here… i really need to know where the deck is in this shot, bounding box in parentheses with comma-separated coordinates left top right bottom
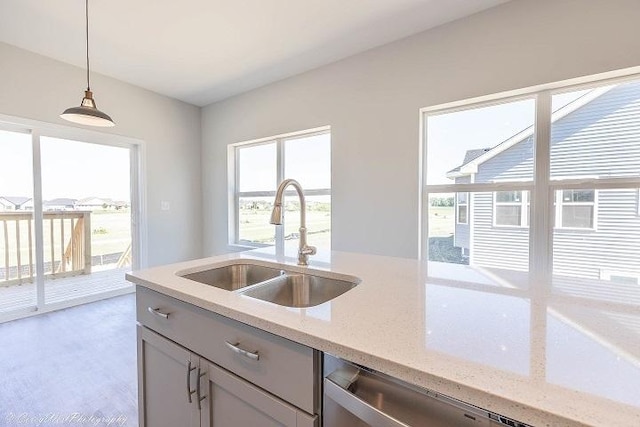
(0, 267, 133, 315)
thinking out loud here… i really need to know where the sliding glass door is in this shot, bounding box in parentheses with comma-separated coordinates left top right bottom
(0, 123, 141, 318)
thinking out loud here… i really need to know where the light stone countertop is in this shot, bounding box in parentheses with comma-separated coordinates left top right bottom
(126, 249, 640, 427)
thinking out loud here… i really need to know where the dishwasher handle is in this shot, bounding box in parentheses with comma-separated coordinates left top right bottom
(324, 377, 411, 427)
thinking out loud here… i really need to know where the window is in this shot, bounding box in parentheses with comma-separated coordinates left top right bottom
(423, 97, 534, 276)
(230, 128, 331, 250)
(494, 191, 529, 227)
(556, 189, 595, 229)
(456, 192, 468, 224)
(422, 74, 640, 294)
(600, 269, 640, 285)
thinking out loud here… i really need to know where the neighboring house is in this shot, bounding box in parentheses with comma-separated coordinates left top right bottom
(0, 196, 32, 211)
(44, 198, 78, 211)
(112, 200, 130, 210)
(75, 197, 114, 210)
(449, 82, 640, 284)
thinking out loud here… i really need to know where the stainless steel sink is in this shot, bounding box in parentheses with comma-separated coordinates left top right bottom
(180, 263, 284, 291)
(240, 273, 358, 308)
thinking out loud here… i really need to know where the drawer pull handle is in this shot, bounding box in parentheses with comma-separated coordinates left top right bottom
(147, 307, 170, 319)
(186, 360, 196, 403)
(225, 341, 260, 361)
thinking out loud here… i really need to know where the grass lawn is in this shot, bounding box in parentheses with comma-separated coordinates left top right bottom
(239, 208, 331, 247)
(427, 205, 468, 264)
(90, 209, 131, 255)
(429, 206, 455, 237)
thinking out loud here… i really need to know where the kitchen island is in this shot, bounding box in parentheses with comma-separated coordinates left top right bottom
(127, 249, 640, 426)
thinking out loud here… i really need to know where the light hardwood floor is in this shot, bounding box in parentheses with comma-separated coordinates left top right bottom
(0, 294, 138, 426)
(0, 268, 132, 313)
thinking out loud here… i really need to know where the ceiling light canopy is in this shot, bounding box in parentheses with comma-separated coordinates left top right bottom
(60, 0, 114, 127)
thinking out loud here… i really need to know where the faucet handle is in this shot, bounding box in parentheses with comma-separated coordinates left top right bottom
(300, 245, 317, 255)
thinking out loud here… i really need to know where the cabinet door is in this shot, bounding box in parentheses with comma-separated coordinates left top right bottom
(138, 326, 200, 427)
(200, 361, 317, 427)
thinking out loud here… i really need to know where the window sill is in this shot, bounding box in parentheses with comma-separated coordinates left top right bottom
(227, 243, 268, 252)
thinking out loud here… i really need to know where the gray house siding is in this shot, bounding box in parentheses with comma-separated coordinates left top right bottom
(553, 189, 640, 280)
(471, 192, 530, 272)
(463, 82, 640, 280)
(475, 135, 534, 183)
(550, 86, 640, 179)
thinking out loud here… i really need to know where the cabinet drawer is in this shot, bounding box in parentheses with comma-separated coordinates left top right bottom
(136, 286, 319, 414)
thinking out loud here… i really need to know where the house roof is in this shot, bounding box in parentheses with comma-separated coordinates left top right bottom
(447, 148, 491, 174)
(44, 198, 77, 206)
(76, 197, 114, 205)
(446, 85, 615, 179)
(0, 196, 32, 206)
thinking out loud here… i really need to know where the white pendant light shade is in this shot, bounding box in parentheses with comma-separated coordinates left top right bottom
(61, 90, 115, 127)
(60, 0, 115, 127)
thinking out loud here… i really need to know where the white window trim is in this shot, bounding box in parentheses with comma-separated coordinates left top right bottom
(228, 126, 331, 251)
(456, 192, 469, 225)
(554, 189, 598, 231)
(493, 191, 530, 228)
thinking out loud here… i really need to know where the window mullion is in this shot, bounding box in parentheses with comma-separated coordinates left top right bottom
(530, 92, 553, 286)
(275, 139, 285, 255)
(233, 146, 240, 246)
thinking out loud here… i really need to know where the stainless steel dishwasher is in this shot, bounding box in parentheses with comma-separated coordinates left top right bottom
(323, 354, 532, 427)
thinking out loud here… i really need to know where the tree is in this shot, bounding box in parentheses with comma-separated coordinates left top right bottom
(430, 197, 454, 207)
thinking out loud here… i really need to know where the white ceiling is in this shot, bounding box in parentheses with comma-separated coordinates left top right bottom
(0, 0, 510, 106)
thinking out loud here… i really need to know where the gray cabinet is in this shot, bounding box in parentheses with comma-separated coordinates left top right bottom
(137, 326, 200, 427)
(202, 361, 316, 427)
(137, 287, 319, 427)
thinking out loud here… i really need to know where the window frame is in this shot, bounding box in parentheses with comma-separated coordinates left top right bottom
(554, 189, 597, 231)
(456, 192, 469, 225)
(229, 126, 331, 251)
(420, 71, 640, 282)
(493, 190, 530, 228)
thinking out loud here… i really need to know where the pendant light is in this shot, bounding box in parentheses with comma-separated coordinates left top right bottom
(61, 0, 115, 127)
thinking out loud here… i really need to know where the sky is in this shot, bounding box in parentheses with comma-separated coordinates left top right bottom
(0, 131, 131, 202)
(238, 132, 330, 192)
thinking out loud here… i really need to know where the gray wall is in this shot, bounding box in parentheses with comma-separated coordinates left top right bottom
(201, 0, 640, 258)
(0, 42, 202, 267)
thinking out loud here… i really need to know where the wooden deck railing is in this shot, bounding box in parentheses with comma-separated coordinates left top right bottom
(0, 211, 91, 286)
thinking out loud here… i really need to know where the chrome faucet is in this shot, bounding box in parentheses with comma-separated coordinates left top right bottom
(270, 179, 317, 266)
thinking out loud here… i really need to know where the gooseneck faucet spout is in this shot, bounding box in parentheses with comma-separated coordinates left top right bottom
(270, 179, 317, 266)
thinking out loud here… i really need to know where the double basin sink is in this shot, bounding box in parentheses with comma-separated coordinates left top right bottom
(178, 262, 360, 308)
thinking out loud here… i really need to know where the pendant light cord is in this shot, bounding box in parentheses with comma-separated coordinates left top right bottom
(85, 0, 91, 91)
